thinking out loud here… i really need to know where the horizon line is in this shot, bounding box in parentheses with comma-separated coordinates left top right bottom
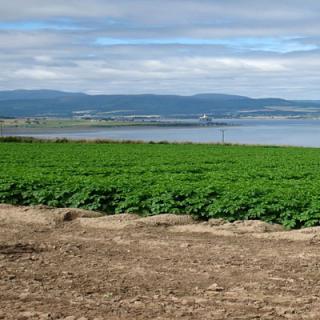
(0, 88, 319, 101)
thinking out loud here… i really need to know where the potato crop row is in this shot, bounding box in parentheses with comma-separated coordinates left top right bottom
(1, 142, 320, 228)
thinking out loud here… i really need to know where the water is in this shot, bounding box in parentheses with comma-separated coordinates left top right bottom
(8, 118, 320, 147)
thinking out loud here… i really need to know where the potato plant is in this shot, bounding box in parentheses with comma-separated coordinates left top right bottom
(1, 142, 320, 228)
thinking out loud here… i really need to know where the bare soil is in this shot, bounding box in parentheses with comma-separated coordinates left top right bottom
(1, 204, 320, 320)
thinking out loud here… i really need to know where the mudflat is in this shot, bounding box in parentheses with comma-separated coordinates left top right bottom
(1, 204, 320, 320)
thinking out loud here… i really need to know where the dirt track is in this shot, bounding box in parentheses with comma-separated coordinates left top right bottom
(1, 204, 320, 320)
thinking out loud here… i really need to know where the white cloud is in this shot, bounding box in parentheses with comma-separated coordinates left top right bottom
(34, 55, 53, 63)
(0, 0, 319, 98)
(215, 58, 287, 72)
(14, 69, 61, 80)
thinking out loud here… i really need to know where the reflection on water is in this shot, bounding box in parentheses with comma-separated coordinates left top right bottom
(9, 118, 320, 147)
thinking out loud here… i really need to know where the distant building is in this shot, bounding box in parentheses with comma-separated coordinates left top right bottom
(114, 115, 161, 122)
(199, 114, 212, 124)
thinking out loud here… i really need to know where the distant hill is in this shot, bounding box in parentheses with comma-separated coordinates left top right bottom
(192, 93, 250, 100)
(0, 90, 86, 101)
(0, 90, 319, 118)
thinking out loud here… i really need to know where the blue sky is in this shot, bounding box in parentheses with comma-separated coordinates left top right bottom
(94, 37, 318, 54)
(0, 0, 320, 99)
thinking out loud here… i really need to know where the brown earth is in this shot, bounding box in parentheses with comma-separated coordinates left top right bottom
(1, 204, 320, 320)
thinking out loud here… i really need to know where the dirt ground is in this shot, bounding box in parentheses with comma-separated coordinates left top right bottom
(1, 204, 320, 320)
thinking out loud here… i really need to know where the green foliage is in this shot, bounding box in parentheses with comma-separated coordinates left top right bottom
(1, 142, 320, 228)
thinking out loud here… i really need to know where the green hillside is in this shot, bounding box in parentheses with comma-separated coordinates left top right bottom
(0, 90, 320, 117)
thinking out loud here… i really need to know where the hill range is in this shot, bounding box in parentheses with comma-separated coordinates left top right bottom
(0, 90, 320, 118)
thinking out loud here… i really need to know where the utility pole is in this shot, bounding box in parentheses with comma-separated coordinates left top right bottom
(220, 129, 226, 144)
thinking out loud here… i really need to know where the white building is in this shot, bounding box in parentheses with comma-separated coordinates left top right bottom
(199, 114, 212, 123)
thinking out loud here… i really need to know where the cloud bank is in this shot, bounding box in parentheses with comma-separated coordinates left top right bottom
(0, 0, 319, 99)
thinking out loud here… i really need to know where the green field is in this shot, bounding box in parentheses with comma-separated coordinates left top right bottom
(1, 141, 320, 228)
(0, 118, 163, 129)
(0, 118, 212, 130)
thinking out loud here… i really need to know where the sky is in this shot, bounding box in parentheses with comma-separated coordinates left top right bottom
(0, 0, 320, 99)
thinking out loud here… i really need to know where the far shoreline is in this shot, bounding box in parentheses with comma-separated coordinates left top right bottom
(0, 135, 317, 149)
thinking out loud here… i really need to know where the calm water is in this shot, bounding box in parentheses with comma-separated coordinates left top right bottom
(9, 118, 320, 147)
